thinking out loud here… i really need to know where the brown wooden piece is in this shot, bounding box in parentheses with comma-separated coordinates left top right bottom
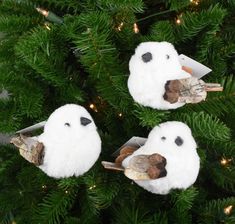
(101, 161, 124, 171)
(125, 153, 167, 180)
(10, 134, 45, 166)
(115, 146, 137, 165)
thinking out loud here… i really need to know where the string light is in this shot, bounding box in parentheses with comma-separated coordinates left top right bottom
(44, 22, 51, 30)
(190, 0, 200, 5)
(175, 13, 183, 25)
(224, 205, 233, 215)
(89, 103, 98, 112)
(220, 158, 233, 166)
(41, 185, 47, 189)
(117, 22, 124, 31)
(36, 7, 63, 24)
(176, 18, 181, 25)
(118, 113, 123, 117)
(89, 184, 96, 190)
(65, 190, 69, 194)
(133, 23, 139, 33)
(36, 7, 48, 17)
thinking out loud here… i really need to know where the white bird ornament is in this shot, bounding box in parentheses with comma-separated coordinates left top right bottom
(128, 41, 223, 110)
(11, 104, 101, 179)
(102, 121, 200, 194)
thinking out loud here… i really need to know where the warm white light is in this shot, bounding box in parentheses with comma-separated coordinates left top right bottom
(220, 158, 232, 166)
(118, 113, 123, 117)
(89, 103, 98, 112)
(133, 23, 139, 33)
(44, 22, 51, 30)
(190, 0, 200, 5)
(89, 185, 96, 190)
(36, 7, 49, 17)
(89, 104, 95, 109)
(220, 158, 228, 166)
(176, 18, 181, 24)
(224, 205, 233, 215)
(117, 22, 124, 31)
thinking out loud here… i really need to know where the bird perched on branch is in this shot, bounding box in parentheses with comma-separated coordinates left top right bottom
(11, 104, 101, 179)
(102, 121, 200, 194)
(127, 41, 223, 110)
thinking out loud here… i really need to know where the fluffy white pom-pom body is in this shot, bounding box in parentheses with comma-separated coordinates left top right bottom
(38, 104, 101, 178)
(128, 42, 191, 109)
(122, 121, 200, 194)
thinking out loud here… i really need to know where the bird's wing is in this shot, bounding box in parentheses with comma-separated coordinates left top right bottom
(124, 153, 167, 180)
(11, 134, 45, 166)
(164, 77, 207, 104)
(102, 146, 137, 171)
(163, 80, 181, 103)
(177, 77, 207, 103)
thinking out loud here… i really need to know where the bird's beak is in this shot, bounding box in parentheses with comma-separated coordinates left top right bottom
(80, 117, 92, 126)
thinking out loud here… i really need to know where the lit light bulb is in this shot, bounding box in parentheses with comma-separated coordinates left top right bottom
(224, 205, 233, 215)
(89, 103, 98, 112)
(42, 185, 47, 189)
(65, 190, 69, 194)
(220, 158, 232, 166)
(89, 104, 95, 109)
(220, 158, 227, 166)
(44, 22, 51, 30)
(118, 113, 123, 117)
(176, 18, 181, 25)
(133, 23, 139, 33)
(89, 184, 96, 190)
(117, 22, 124, 31)
(190, 0, 200, 5)
(36, 7, 49, 17)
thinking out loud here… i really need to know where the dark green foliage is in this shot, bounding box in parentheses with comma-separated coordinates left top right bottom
(0, 0, 234, 223)
(133, 105, 169, 128)
(166, 0, 191, 11)
(143, 21, 175, 43)
(34, 189, 78, 224)
(198, 197, 235, 224)
(173, 111, 231, 142)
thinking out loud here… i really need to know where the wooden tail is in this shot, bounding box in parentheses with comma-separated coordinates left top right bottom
(205, 83, 223, 92)
(101, 161, 124, 171)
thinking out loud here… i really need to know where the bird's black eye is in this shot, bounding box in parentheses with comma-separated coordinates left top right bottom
(166, 54, 170, 59)
(175, 136, 183, 146)
(142, 52, 152, 63)
(64, 123, 71, 127)
(161, 136, 166, 141)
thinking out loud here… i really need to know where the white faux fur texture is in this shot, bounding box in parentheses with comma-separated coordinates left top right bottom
(38, 104, 101, 178)
(128, 42, 191, 110)
(122, 121, 200, 194)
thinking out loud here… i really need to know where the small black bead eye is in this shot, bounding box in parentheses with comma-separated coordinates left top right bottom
(166, 54, 170, 59)
(175, 136, 183, 146)
(161, 136, 166, 141)
(142, 52, 152, 63)
(64, 123, 70, 127)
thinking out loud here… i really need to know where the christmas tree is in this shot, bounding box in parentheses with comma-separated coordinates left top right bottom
(0, 0, 234, 223)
